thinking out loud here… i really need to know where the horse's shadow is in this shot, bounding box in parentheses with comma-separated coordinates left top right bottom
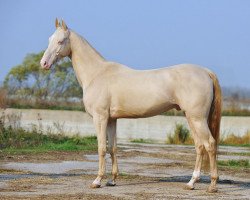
(116, 175, 250, 190)
(160, 175, 249, 188)
(1, 173, 249, 190)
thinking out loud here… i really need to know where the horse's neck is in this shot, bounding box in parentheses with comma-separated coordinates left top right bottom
(69, 31, 106, 90)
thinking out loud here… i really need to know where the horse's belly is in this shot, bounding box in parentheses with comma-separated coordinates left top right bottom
(109, 72, 177, 118)
(110, 97, 175, 118)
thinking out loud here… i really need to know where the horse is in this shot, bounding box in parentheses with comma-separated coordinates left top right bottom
(40, 19, 222, 193)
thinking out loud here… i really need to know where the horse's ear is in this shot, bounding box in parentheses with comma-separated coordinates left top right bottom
(61, 19, 68, 31)
(55, 18, 60, 28)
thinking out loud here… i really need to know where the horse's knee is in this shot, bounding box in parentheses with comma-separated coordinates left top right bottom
(195, 143, 205, 155)
(204, 137, 216, 154)
(108, 146, 117, 155)
(98, 146, 106, 156)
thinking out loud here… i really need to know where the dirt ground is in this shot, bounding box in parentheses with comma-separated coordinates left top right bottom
(0, 143, 249, 200)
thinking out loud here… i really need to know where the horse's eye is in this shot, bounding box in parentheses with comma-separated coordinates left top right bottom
(58, 41, 63, 45)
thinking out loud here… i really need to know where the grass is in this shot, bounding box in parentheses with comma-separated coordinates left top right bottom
(0, 107, 249, 155)
(0, 118, 97, 153)
(219, 143, 250, 147)
(2, 136, 97, 154)
(130, 138, 154, 144)
(6, 97, 85, 111)
(0, 111, 97, 153)
(165, 123, 249, 147)
(166, 123, 193, 145)
(222, 109, 250, 116)
(220, 151, 250, 156)
(230, 152, 250, 156)
(133, 122, 249, 147)
(218, 159, 250, 168)
(0, 88, 7, 109)
(220, 132, 250, 147)
(131, 124, 193, 145)
(163, 109, 250, 116)
(1, 134, 97, 154)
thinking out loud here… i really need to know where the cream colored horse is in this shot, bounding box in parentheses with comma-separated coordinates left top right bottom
(41, 19, 222, 193)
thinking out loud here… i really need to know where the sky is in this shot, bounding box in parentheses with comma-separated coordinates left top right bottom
(0, 0, 250, 88)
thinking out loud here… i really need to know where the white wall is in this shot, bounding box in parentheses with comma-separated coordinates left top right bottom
(2, 109, 250, 142)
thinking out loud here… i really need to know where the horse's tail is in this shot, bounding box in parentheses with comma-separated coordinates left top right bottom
(207, 70, 222, 149)
(203, 69, 222, 169)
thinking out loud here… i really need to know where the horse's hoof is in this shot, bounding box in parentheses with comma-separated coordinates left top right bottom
(90, 183, 101, 189)
(184, 184, 194, 190)
(106, 180, 116, 186)
(207, 186, 218, 193)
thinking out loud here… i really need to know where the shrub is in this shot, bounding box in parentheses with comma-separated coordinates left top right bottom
(167, 123, 193, 144)
(220, 131, 250, 146)
(0, 88, 7, 109)
(167, 124, 249, 146)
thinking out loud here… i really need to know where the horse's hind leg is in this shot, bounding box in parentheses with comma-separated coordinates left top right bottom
(185, 116, 205, 190)
(205, 135, 218, 193)
(106, 119, 118, 186)
(186, 116, 218, 192)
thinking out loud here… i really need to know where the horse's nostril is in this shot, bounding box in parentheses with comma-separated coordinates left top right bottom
(44, 61, 47, 66)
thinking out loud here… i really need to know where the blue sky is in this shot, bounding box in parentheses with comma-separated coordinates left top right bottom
(0, 0, 250, 88)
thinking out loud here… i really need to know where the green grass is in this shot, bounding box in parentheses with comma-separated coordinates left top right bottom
(165, 123, 249, 147)
(130, 138, 154, 144)
(163, 109, 250, 116)
(2, 136, 97, 154)
(223, 152, 250, 156)
(218, 159, 250, 168)
(219, 143, 250, 147)
(7, 101, 85, 111)
(166, 123, 193, 145)
(222, 109, 250, 116)
(3, 138, 97, 154)
(0, 124, 97, 153)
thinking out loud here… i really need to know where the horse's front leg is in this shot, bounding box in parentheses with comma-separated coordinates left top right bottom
(91, 113, 108, 188)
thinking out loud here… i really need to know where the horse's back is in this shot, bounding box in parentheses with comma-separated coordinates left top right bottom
(85, 63, 214, 118)
(108, 64, 213, 117)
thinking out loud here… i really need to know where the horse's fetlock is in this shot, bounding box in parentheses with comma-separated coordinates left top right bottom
(192, 170, 200, 179)
(211, 175, 218, 181)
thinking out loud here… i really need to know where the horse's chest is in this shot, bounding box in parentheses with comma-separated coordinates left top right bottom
(83, 86, 109, 115)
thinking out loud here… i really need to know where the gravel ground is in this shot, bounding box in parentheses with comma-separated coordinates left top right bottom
(0, 143, 249, 200)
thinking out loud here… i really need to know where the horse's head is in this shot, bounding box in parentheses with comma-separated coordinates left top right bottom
(40, 19, 71, 70)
